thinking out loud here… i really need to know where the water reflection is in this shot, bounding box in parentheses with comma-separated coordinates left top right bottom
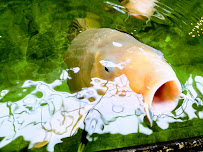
(0, 70, 202, 152)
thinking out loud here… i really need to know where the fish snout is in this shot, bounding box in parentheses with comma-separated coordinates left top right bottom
(124, 53, 182, 117)
(143, 79, 182, 115)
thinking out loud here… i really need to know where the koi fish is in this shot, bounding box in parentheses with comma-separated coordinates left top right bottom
(32, 16, 182, 150)
(121, 0, 157, 20)
(64, 28, 182, 123)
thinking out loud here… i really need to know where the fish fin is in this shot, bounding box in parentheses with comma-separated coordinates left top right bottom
(67, 18, 87, 41)
(67, 12, 101, 41)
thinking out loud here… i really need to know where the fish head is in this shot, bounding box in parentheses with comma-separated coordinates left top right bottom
(89, 31, 182, 116)
(89, 29, 136, 81)
(119, 46, 182, 115)
(90, 47, 126, 81)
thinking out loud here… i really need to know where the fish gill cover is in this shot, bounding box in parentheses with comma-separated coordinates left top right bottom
(0, 0, 202, 152)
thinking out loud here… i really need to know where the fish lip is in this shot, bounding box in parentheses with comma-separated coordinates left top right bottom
(146, 78, 182, 115)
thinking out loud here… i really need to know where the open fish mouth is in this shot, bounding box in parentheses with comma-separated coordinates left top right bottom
(150, 80, 181, 115)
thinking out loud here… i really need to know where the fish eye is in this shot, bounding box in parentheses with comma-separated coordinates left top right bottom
(105, 67, 109, 72)
(104, 66, 113, 72)
(100, 60, 114, 72)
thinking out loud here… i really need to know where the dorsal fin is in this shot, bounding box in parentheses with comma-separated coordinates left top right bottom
(67, 12, 101, 41)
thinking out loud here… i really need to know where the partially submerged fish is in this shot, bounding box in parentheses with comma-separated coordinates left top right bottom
(121, 0, 157, 20)
(64, 28, 182, 123)
(32, 27, 182, 150)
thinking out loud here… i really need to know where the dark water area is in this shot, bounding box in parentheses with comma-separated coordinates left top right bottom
(0, 0, 203, 151)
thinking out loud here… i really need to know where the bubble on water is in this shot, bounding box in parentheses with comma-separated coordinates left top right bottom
(86, 90, 94, 95)
(112, 105, 124, 113)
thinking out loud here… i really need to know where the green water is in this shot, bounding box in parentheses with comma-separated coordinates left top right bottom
(0, 0, 203, 151)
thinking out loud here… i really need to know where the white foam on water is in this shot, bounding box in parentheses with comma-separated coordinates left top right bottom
(0, 72, 202, 152)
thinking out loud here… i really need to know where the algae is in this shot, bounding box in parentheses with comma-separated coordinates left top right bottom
(0, 0, 202, 151)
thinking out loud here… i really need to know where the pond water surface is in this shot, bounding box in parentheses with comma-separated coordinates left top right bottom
(0, 0, 203, 151)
